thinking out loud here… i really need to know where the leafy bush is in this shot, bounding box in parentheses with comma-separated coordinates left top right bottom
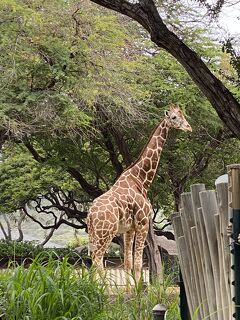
(0, 240, 81, 259)
(0, 240, 40, 258)
(106, 243, 122, 257)
(67, 235, 89, 248)
(0, 256, 107, 320)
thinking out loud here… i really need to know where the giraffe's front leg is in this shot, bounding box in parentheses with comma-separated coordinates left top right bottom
(124, 229, 135, 291)
(134, 221, 149, 284)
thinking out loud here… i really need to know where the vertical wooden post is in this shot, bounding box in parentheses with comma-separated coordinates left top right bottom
(228, 164, 240, 319)
(173, 179, 233, 319)
(172, 212, 194, 316)
(191, 184, 210, 317)
(199, 190, 221, 319)
(179, 270, 191, 320)
(216, 182, 232, 319)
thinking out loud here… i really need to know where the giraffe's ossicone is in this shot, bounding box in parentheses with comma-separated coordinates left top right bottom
(87, 104, 192, 284)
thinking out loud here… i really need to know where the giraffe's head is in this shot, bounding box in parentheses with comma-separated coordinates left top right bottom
(164, 104, 192, 132)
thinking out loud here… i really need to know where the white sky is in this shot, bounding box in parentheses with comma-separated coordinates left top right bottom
(218, 2, 240, 36)
(184, 0, 240, 39)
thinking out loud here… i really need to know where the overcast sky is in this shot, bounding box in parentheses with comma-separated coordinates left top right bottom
(218, 2, 240, 35)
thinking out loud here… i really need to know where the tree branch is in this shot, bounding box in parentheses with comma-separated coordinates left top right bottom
(16, 209, 26, 242)
(22, 138, 103, 199)
(67, 167, 103, 198)
(91, 0, 151, 31)
(90, 0, 240, 138)
(110, 127, 132, 166)
(23, 138, 46, 162)
(100, 127, 123, 177)
(0, 129, 8, 150)
(21, 206, 86, 230)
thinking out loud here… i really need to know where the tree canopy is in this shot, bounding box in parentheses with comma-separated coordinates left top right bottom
(90, 0, 240, 138)
(0, 0, 239, 231)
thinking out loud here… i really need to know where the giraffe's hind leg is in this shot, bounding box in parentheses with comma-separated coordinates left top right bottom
(134, 221, 149, 284)
(124, 229, 135, 291)
(91, 234, 114, 270)
(88, 209, 117, 271)
(91, 234, 115, 292)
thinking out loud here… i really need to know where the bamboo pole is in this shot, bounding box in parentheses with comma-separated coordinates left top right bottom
(198, 207, 216, 320)
(214, 213, 230, 319)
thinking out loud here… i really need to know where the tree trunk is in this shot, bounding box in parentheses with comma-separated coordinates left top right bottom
(0, 222, 9, 240)
(2, 214, 12, 240)
(16, 210, 26, 242)
(150, 24, 240, 138)
(145, 217, 162, 281)
(40, 227, 56, 247)
(90, 0, 240, 138)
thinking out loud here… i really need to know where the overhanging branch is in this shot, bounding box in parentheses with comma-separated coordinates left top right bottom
(90, 0, 240, 138)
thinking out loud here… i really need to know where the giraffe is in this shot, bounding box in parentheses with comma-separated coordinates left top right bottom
(87, 104, 192, 284)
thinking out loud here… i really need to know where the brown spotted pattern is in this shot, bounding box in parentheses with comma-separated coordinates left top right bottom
(87, 105, 192, 284)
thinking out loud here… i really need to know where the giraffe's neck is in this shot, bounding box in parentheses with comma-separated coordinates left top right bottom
(129, 118, 169, 191)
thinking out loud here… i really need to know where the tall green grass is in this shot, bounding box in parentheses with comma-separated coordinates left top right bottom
(0, 255, 107, 320)
(103, 273, 181, 320)
(0, 255, 181, 320)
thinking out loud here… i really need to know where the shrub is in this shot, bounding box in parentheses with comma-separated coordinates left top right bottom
(0, 239, 81, 259)
(67, 235, 89, 248)
(0, 239, 40, 258)
(0, 255, 107, 320)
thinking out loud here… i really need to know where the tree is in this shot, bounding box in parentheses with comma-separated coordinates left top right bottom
(0, 0, 151, 246)
(0, 0, 239, 276)
(90, 0, 240, 138)
(222, 38, 240, 90)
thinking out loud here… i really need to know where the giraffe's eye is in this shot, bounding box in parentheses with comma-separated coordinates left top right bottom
(172, 116, 177, 120)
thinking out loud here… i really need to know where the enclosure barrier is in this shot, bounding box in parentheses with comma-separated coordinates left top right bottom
(171, 177, 234, 319)
(228, 164, 240, 319)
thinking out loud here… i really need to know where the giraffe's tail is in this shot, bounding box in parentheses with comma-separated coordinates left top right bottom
(86, 212, 94, 256)
(86, 213, 93, 239)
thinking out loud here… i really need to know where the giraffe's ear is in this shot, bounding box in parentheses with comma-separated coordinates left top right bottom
(165, 110, 169, 117)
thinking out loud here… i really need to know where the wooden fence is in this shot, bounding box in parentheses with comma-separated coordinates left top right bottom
(172, 182, 232, 319)
(103, 258, 150, 286)
(0, 256, 150, 288)
(105, 268, 149, 287)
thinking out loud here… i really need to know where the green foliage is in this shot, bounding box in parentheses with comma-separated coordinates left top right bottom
(0, 240, 80, 259)
(222, 38, 240, 91)
(0, 0, 239, 219)
(0, 0, 148, 140)
(0, 256, 107, 320)
(0, 146, 78, 213)
(0, 255, 181, 319)
(67, 235, 89, 248)
(0, 0, 151, 215)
